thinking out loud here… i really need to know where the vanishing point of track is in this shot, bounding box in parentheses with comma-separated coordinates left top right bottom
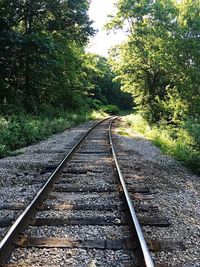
(0, 117, 154, 266)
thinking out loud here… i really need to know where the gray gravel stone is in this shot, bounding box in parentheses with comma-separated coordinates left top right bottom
(1, 119, 138, 266)
(113, 120, 200, 267)
(0, 120, 97, 243)
(25, 225, 131, 239)
(9, 248, 136, 266)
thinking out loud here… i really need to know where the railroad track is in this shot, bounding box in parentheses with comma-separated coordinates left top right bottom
(0, 117, 181, 266)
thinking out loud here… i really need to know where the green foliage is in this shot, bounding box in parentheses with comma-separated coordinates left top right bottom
(0, 0, 94, 113)
(123, 114, 200, 173)
(90, 110, 108, 119)
(0, 0, 134, 159)
(107, 0, 200, 172)
(107, 0, 200, 124)
(0, 109, 106, 157)
(0, 0, 133, 122)
(83, 53, 133, 110)
(101, 105, 120, 115)
(125, 114, 150, 134)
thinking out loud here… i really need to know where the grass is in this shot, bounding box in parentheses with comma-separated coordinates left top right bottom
(0, 109, 107, 158)
(121, 114, 200, 174)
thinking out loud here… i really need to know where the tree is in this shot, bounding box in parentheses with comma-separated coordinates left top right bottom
(0, 0, 94, 113)
(107, 0, 200, 123)
(83, 53, 133, 110)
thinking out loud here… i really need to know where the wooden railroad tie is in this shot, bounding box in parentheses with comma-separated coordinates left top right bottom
(0, 203, 159, 212)
(14, 236, 185, 252)
(0, 215, 170, 227)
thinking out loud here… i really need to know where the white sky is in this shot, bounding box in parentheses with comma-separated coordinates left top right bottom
(86, 0, 127, 57)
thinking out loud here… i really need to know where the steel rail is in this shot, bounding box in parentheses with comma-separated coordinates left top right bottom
(0, 117, 110, 264)
(109, 117, 155, 267)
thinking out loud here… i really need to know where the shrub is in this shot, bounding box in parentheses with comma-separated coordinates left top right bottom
(101, 105, 120, 115)
(123, 114, 200, 173)
(0, 109, 106, 158)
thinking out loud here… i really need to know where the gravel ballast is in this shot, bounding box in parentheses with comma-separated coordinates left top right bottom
(1, 119, 139, 266)
(1, 117, 199, 266)
(0, 120, 97, 240)
(114, 120, 200, 267)
(9, 248, 136, 267)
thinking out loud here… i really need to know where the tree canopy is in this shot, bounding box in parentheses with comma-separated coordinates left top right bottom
(83, 53, 133, 110)
(107, 0, 200, 124)
(0, 0, 131, 115)
(0, 0, 96, 113)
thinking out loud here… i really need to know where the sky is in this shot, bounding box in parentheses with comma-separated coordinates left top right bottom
(86, 0, 127, 57)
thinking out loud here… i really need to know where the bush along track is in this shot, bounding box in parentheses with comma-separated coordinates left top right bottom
(0, 110, 107, 158)
(118, 114, 200, 174)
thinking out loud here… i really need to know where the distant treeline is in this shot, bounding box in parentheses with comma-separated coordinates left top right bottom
(0, 0, 132, 115)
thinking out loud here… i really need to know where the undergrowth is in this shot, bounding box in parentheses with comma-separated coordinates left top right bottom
(0, 109, 107, 158)
(122, 114, 200, 174)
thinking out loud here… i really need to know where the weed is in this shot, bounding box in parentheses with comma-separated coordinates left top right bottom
(122, 114, 200, 173)
(0, 110, 107, 158)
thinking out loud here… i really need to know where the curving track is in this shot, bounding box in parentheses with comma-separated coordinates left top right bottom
(0, 117, 154, 267)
